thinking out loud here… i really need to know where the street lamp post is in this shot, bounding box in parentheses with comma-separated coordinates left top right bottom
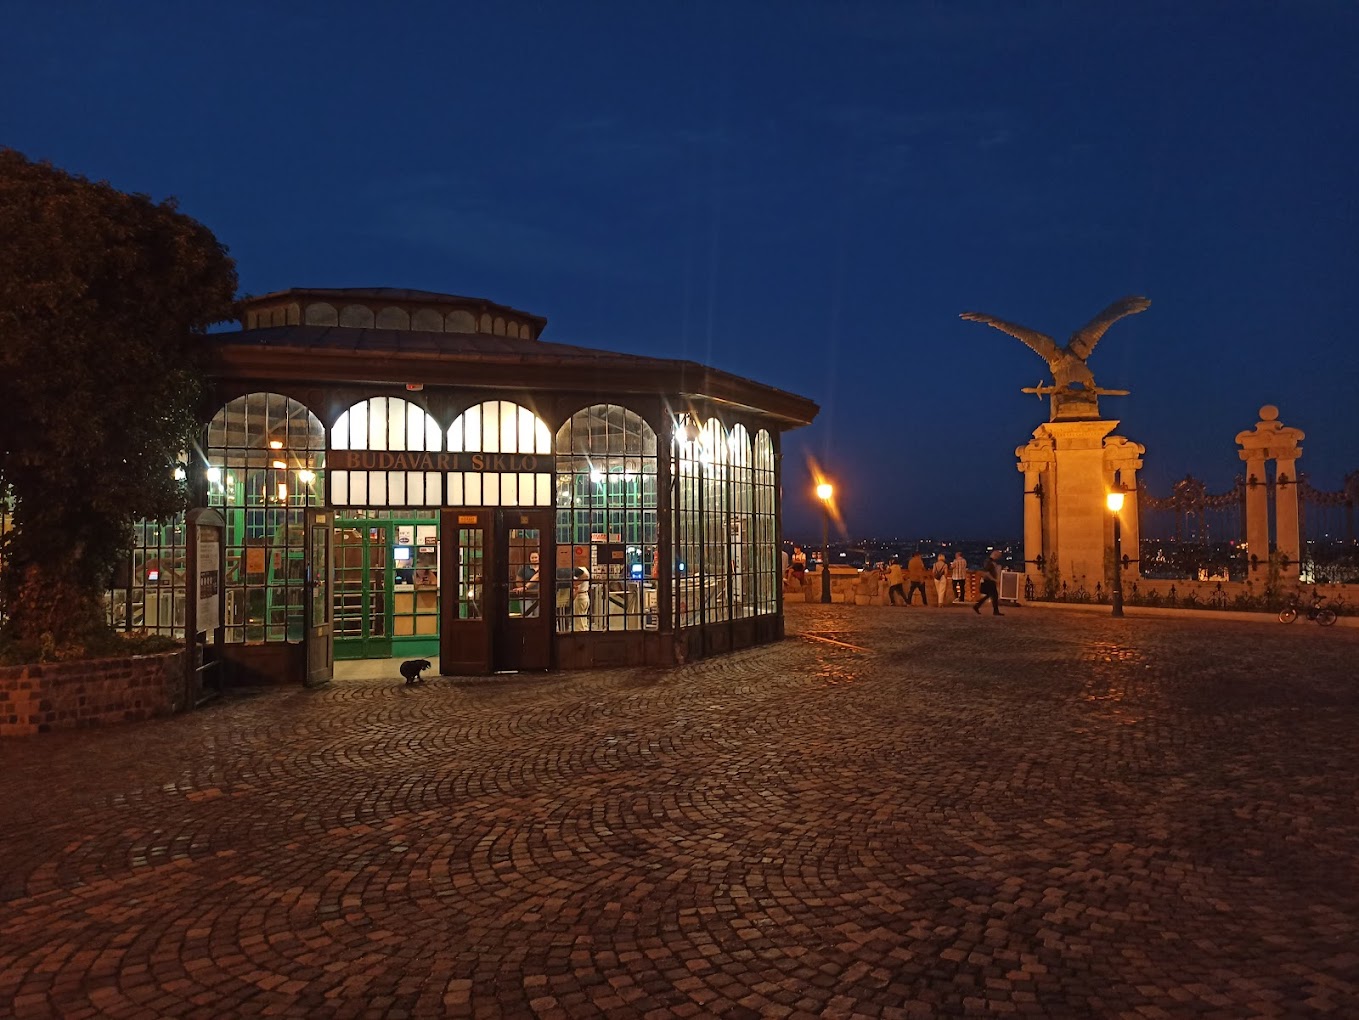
(816, 482, 833, 604)
(1106, 490, 1125, 618)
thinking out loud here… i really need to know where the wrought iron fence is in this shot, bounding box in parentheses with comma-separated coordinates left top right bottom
(1137, 475, 1247, 580)
(1300, 471, 1359, 584)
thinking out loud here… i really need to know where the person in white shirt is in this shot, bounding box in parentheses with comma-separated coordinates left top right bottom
(931, 554, 950, 606)
(950, 552, 969, 605)
(571, 565, 591, 631)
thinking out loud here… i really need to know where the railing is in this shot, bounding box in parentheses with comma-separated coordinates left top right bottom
(1300, 471, 1359, 583)
(1138, 475, 1247, 580)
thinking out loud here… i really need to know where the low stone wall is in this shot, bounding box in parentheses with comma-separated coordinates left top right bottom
(785, 568, 981, 606)
(1025, 576, 1359, 614)
(784, 570, 1359, 618)
(0, 649, 187, 737)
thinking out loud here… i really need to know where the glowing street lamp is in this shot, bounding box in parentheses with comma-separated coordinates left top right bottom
(816, 482, 834, 604)
(1106, 490, 1125, 618)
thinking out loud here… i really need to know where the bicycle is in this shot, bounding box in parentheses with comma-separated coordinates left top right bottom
(1279, 591, 1338, 627)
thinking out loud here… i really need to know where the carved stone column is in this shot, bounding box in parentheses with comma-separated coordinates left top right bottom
(1274, 456, 1302, 580)
(1236, 405, 1305, 581)
(1103, 436, 1146, 580)
(1016, 431, 1056, 584)
(1240, 454, 1270, 575)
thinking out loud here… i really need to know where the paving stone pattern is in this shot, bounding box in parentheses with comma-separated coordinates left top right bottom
(2, 606, 1357, 1018)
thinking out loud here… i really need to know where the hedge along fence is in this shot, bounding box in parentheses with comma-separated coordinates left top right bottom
(0, 649, 187, 737)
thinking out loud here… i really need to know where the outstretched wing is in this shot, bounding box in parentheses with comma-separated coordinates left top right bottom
(1066, 296, 1150, 360)
(959, 311, 1059, 363)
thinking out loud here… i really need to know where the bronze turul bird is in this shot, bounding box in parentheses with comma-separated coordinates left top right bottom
(959, 296, 1150, 421)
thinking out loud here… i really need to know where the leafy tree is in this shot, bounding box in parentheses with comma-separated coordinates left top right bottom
(0, 149, 237, 655)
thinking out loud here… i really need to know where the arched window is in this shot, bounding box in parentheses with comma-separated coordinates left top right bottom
(556, 405, 658, 632)
(412, 308, 444, 332)
(206, 393, 326, 644)
(700, 418, 731, 624)
(447, 400, 552, 506)
(339, 304, 375, 328)
(673, 417, 775, 628)
(331, 397, 442, 507)
(754, 430, 778, 615)
(729, 424, 755, 618)
(304, 302, 337, 326)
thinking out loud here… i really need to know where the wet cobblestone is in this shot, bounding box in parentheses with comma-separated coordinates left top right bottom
(2, 605, 1357, 1017)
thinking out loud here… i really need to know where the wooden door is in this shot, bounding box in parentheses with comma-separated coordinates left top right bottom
(492, 510, 553, 672)
(439, 509, 491, 674)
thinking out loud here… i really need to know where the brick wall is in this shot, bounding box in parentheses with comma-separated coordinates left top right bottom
(0, 650, 187, 737)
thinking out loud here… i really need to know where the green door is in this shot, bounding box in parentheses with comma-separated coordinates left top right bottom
(333, 522, 392, 659)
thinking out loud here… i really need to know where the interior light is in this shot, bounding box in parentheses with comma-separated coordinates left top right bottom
(590, 468, 604, 484)
(206, 466, 222, 483)
(173, 465, 187, 481)
(298, 469, 316, 484)
(272, 460, 287, 470)
(277, 483, 288, 501)
(268, 440, 283, 450)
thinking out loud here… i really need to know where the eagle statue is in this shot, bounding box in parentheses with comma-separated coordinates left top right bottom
(959, 296, 1150, 421)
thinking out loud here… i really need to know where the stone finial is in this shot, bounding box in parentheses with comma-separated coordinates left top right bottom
(1237, 405, 1304, 461)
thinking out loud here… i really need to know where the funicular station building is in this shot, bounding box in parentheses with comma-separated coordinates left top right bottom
(115, 287, 818, 685)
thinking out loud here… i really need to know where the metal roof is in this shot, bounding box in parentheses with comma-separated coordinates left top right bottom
(204, 325, 819, 427)
(241, 287, 546, 329)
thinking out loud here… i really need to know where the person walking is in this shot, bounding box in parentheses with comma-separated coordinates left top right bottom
(950, 551, 969, 605)
(973, 549, 1004, 616)
(932, 554, 950, 606)
(885, 557, 906, 606)
(905, 551, 929, 606)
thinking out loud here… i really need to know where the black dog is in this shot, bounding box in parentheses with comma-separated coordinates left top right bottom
(400, 659, 432, 685)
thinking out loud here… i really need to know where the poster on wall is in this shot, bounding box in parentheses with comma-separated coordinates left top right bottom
(197, 530, 221, 633)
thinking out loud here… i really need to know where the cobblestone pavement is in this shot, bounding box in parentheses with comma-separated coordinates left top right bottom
(2, 606, 1357, 1019)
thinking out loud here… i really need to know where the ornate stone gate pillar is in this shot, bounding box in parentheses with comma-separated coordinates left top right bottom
(1104, 436, 1145, 580)
(1274, 455, 1302, 580)
(1016, 431, 1055, 584)
(1235, 405, 1305, 582)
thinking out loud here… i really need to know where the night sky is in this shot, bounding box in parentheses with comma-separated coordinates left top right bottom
(4, 2, 1357, 539)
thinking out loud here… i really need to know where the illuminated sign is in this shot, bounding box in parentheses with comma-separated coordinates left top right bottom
(332, 451, 544, 472)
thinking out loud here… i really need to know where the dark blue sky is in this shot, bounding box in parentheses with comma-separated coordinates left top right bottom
(5, 1, 1357, 539)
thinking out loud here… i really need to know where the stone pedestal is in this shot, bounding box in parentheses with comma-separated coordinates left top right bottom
(1019, 420, 1144, 592)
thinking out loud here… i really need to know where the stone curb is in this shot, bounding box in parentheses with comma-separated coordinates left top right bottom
(1019, 597, 1359, 628)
